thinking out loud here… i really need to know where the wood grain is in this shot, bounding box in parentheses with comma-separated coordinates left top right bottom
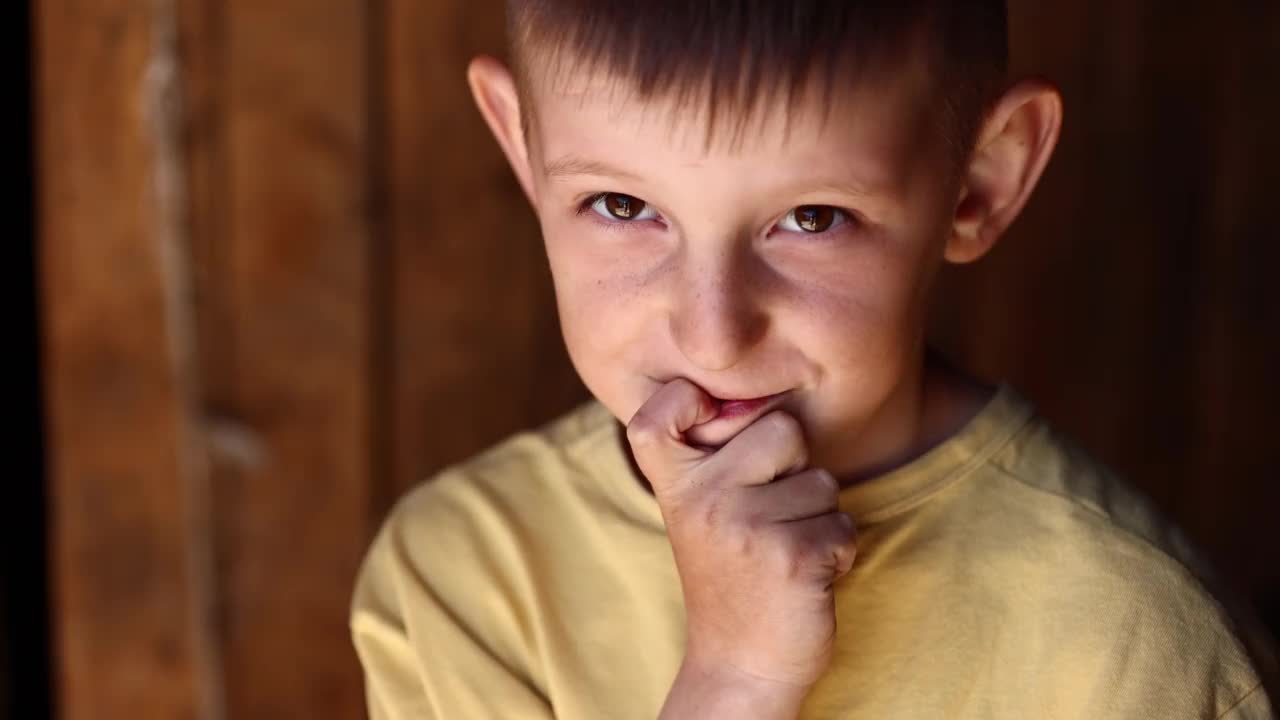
(34, 1, 219, 717)
(196, 1, 375, 717)
(930, 0, 1280, 622)
(383, 0, 588, 499)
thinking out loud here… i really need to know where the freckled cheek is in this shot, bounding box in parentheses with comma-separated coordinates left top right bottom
(551, 267, 657, 416)
(559, 281, 632, 347)
(781, 269, 920, 360)
(545, 244, 651, 359)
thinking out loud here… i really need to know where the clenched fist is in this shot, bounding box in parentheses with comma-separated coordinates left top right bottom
(627, 378, 858, 715)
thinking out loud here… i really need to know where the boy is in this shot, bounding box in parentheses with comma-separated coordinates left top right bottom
(351, 2, 1278, 717)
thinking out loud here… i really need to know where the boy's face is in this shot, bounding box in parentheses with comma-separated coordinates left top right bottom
(495, 52, 980, 475)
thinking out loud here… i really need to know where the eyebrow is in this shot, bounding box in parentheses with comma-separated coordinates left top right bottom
(806, 178, 878, 200)
(543, 153, 883, 199)
(544, 155, 644, 183)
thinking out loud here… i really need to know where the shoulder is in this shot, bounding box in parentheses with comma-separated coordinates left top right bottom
(362, 397, 620, 577)
(349, 398, 620, 656)
(967, 405, 1277, 716)
(983, 413, 1231, 613)
(348, 404, 620, 716)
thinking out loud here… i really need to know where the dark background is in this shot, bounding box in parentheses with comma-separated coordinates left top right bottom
(11, 0, 52, 716)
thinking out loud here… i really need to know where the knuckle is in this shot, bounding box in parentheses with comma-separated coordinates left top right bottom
(807, 469, 839, 500)
(767, 516, 857, 582)
(826, 513, 855, 545)
(697, 491, 727, 531)
(832, 509, 853, 530)
(764, 536, 794, 578)
(739, 506, 769, 535)
(724, 521, 755, 557)
(769, 531, 814, 580)
(761, 412, 807, 469)
(838, 512, 858, 541)
(835, 537, 858, 576)
(765, 411, 803, 442)
(669, 377, 698, 396)
(831, 515, 858, 570)
(625, 409, 661, 448)
(841, 542, 858, 572)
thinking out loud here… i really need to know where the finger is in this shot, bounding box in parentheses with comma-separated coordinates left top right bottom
(684, 393, 789, 449)
(781, 511, 858, 584)
(700, 410, 809, 488)
(739, 468, 839, 523)
(626, 378, 721, 491)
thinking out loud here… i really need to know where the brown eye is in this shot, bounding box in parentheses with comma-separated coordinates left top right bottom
(794, 205, 836, 233)
(604, 193, 646, 220)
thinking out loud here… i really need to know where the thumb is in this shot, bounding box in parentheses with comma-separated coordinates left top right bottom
(625, 378, 721, 492)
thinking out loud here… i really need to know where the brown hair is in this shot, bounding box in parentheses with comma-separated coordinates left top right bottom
(506, 1, 1008, 168)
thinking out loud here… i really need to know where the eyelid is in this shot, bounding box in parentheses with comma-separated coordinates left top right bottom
(775, 206, 851, 235)
(581, 192, 662, 224)
(573, 194, 857, 238)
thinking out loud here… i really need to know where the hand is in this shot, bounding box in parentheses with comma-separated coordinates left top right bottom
(627, 378, 858, 695)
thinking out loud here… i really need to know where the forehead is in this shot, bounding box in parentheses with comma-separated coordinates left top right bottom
(522, 48, 941, 193)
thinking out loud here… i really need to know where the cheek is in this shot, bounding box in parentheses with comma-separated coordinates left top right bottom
(546, 254, 661, 422)
(543, 223, 650, 368)
(774, 239, 935, 357)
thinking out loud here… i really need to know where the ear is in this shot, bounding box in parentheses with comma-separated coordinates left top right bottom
(946, 77, 1063, 264)
(467, 55, 537, 206)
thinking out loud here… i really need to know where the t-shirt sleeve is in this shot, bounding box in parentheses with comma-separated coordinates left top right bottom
(349, 487, 554, 719)
(1215, 683, 1275, 720)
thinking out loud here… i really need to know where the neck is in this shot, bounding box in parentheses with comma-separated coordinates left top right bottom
(817, 346, 994, 488)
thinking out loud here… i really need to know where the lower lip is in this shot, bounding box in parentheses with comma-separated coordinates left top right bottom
(715, 393, 785, 420)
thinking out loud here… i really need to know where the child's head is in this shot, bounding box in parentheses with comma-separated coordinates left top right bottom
(468, 1, 1062, 475)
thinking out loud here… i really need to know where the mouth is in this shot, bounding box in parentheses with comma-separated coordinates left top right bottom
(711, 391, 790, 421)
(678, 387, 795, 449)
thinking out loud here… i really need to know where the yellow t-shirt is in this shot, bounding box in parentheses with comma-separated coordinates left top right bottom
(351, 384, 1278, 718)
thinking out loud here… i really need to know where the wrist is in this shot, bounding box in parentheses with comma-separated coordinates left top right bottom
(660, 656, 812, 720)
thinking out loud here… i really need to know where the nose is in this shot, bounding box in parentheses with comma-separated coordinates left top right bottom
(668, 247, 769, 373)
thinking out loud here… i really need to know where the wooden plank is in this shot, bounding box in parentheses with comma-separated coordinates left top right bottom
(186, 1, 376, 716)
(34, 1, 220, 718)
(384, 0, 587, 501)
(1177, 2, 1280, 598)
(932, 0, 1280, 633)
(933, 0, 1158, 483)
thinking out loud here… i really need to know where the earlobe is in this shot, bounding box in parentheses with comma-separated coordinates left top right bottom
(467, 55, 537, 206)
(946, 77, 1064, 264)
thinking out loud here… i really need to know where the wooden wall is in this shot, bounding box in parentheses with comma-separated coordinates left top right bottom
(931, 0, 1280, 609)
(33, 1, 1278, 718)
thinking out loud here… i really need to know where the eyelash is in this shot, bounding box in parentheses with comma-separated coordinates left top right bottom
(575, 193, 656, 229)
(574, 192, 855, 237)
